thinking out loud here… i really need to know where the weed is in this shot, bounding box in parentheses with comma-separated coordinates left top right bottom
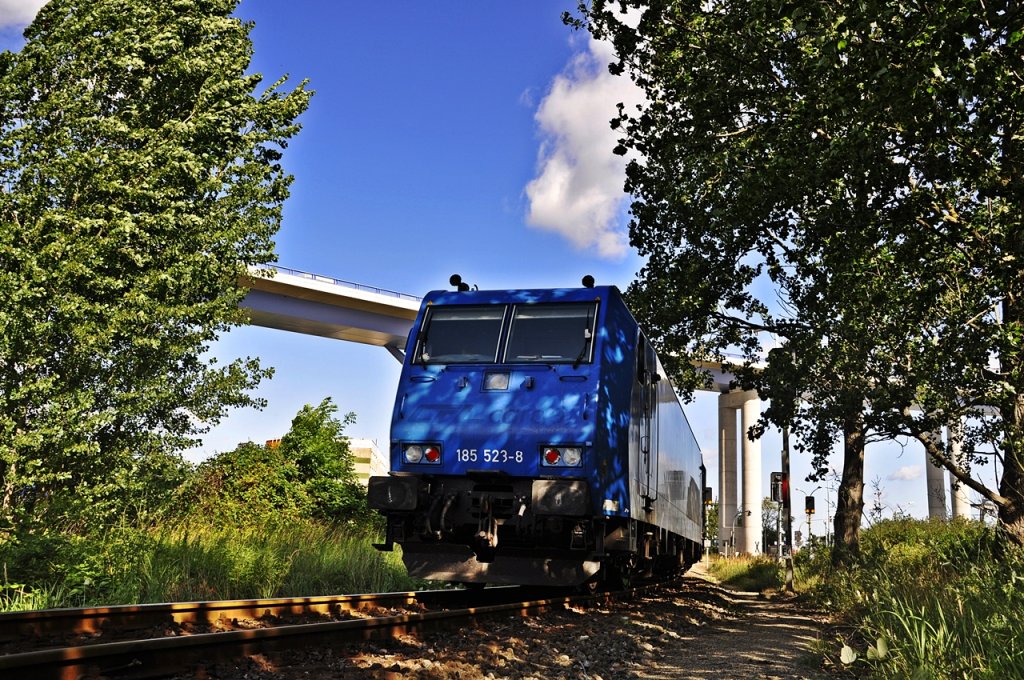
(709, 554, 785, 592)
(806, 519, 1024, 679)
(0, 520, 423, 610)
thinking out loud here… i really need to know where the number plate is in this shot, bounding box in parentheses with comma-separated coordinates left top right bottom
(456, 448, 525, 465)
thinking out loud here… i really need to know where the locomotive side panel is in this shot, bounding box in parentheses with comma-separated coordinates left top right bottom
(621, 341, 703, 541)
(591, 294, 639, 522)
(651, 353, 703, 543)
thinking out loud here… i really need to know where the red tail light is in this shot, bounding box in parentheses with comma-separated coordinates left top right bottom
(544, 448, 561, 465)
(424, 446, 441, 463)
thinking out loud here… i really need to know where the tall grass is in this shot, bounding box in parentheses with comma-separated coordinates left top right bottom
(708, 554, 787, 592)
(806, 519, 1024, 678)
(0, 520, 423, 611)
(705, 521, 1024, 676)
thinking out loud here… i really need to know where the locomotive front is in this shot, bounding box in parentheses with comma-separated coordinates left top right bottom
(368, 286, 610, 587)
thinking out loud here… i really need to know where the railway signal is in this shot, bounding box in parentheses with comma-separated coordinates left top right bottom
(770, 471, 788, 503)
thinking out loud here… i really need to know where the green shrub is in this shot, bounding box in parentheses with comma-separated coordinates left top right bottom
(174, 398, 378, 529)
(805, 519, 1024, 678)
(176, 442, 314, 526)
(0, 524, 155, 608)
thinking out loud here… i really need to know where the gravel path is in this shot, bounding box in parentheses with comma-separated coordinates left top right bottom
(181, 563, 830, 679)
(634, 562, 827, 679)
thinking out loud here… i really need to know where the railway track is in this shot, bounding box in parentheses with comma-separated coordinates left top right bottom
(0, 582, 667, 679)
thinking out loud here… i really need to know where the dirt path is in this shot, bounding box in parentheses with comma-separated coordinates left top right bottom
(178, 565, 832, 679)
(635, 562, 828, 679)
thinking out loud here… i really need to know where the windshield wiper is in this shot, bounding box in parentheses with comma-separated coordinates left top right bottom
(572, 309, 595, 369)
(416, 325, 430, 364)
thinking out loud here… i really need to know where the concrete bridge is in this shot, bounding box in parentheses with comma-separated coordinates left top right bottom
(242, 266, 420, 362)
(241, 266, 972, 555)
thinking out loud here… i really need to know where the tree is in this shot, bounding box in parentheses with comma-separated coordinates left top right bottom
(704, 500, 719, 550)
(574, 1, 1024, 555)
(184, 441, 311, 526)
(182, 398, 367, 526)
(0, 0, 311, 531)
(279, 398, 366, 522)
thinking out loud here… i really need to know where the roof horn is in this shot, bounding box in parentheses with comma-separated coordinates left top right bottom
(449, 274, 470, 292)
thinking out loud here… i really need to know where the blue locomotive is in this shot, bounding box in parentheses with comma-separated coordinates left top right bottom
(368, 277, 706, 587)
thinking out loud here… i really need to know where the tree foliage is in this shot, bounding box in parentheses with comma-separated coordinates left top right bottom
(0, 0, 310, 530)
(182, 398, 369, 527)
(183, 442, 311, 526)
(704, 500, 719, 549)
(574, 1, 1024, 552)
(279, 398, 366, 522)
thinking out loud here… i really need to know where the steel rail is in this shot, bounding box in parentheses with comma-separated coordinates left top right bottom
(0, 586, 523, 640)
(0, 582, 671, 679)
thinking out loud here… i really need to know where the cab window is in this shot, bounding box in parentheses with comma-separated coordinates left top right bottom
(416, 305, 506, 364)
(504, 303, 597, 364)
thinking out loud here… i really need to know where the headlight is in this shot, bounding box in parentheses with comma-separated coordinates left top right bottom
(483, 371, 510, 391)
(562, 447, 582, 466)
(404, 445, 423, 463)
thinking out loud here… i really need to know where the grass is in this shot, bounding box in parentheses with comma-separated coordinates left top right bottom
(0, 520, 424, 611)
(708, 554, 788, 592)
(11, 514, 1017, 680)
(803, 519, 1024, 679)
(708, 523, 1024, 677)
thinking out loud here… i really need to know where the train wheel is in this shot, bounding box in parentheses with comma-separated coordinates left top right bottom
(607, 559, 635, 590)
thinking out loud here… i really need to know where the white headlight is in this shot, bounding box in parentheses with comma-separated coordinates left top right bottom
(562, 447, 582, 466)
(484, 371, 510, 391)
(404, 445, 423, 463)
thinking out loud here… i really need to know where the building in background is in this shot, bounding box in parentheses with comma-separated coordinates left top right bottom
(348, 438, 388, 486)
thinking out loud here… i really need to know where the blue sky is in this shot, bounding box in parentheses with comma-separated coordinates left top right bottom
(1, 0, 993, 529)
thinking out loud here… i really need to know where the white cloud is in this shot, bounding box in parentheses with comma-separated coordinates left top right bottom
(525, 33, 644, 260)
(888, 465, 923, 482)
(0, 0, 46, 29)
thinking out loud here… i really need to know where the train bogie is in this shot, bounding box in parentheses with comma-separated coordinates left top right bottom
(368, 282, 705, 587)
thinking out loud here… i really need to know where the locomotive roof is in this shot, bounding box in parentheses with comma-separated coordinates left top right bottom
(421, 285, 621, 306)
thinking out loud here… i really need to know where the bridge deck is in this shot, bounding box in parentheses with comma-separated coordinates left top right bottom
(241, 268, 420, 352)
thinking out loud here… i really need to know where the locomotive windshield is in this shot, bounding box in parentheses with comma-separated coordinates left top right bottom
(415, 302, 598, 365)
(504, 303, 596, 364)
(417, 306, 505, 364)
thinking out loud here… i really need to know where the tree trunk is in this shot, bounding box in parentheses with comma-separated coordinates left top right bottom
(832, 412, 866, 567)
(998, 293, 1024, 546)
(1, 458, 14, 515)
(999, 459, 1024, 545)
(999, 393, 1024, 546)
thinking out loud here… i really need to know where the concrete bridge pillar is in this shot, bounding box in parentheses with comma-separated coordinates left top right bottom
(948, 423, 971, 519)
(718, 390, 761, 555)
(740, 394, 763, 554)
(924, 429, 948, 520)
(717, 398, 737, 554)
